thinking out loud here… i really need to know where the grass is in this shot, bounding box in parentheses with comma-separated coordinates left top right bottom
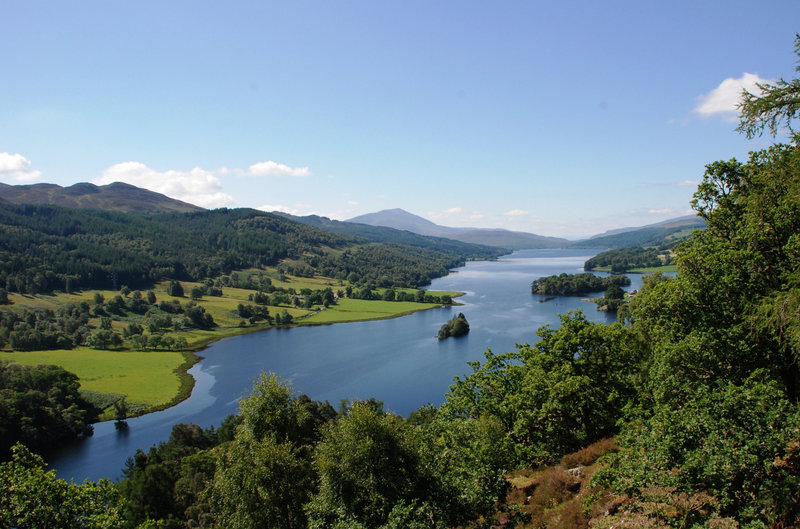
(302, 298, 443, 324)
(590, 264, 678, 274)
(2, 275, 463, 418)
(2, 347, 192, 419)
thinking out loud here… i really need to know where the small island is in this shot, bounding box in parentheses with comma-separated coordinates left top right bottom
(590, 284, 628, 312)
(531, 272, 630, 296)
(438, 312, 470, 339)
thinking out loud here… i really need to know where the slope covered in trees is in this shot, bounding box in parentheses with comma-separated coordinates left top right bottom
(571, 216, 705, 249)
(0, 206, 491, 295)
(584, 246, 673, 272)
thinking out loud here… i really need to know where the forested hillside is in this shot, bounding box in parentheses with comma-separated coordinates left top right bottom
(571, 219, 704, 249)
(0, 181, 204, 213)
(584, 246, 674, 272)
(0, 205, 491, 295)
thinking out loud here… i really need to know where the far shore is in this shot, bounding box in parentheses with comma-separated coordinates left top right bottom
(2, 284, 465, 421)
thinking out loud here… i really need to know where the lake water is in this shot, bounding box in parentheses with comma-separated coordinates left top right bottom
(48, 249, 643, 482)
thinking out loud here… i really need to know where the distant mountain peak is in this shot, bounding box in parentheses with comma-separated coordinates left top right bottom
(346, 208, 569, 249)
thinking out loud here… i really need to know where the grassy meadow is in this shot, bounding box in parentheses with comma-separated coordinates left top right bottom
(1, 271, 462, 418)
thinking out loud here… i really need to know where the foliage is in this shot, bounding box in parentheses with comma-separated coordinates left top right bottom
(0, 361, 96, 456)
(0, 205, 492, 296)
(737, 34, 800, 139)
(0, 302, 92, 351)
(584, 246, 673, 272)
(207, 373, 335, 529)
(166, 281, 184, 298)
(443, 312, 641, 465)
(307, 401, 424, 529)
(416, 412, 514, 526)
(0, 443, 124, 528)
(437, 312, 469, 339)
(595, 377, 800, 525)
(592, 41, 800, 528)
(531, 273, 630, 296)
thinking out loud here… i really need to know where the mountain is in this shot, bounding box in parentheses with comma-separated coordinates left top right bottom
(572, 215, 706, 249)
(346, 208, 569, 249)
(0, 182, 204, 213)
(347, 208, 458, 238)
(276, 213, 505, 260)
(586, 215, 705, 239)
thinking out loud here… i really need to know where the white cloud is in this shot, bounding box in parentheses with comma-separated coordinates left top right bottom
(503, 209, 530, 217)
(674, 179, 697, 187)
(95, 161, 235, 208)
(0, 152, 42, 182)
(694, 73, 770, 119)
(428, 207, 463, 220)
(248, 160, 311, 177)
(347, 200, 359, 205)
(256, 204, 303, 215)
(648, 208, 674, 215)
(470, 213, 485, 220)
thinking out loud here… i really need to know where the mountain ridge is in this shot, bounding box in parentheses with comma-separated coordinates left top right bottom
(347, 208, 569, 249)
(0, 181, 204, 213)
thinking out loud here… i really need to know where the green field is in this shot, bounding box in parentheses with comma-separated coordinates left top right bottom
(303, 298, 440, 324)
(2, 348, 190, 417)
(1, 277, 463, 417)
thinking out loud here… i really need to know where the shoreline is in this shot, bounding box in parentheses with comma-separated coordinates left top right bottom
(99, 294, 465, 421)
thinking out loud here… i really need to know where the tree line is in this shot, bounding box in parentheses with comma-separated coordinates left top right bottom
(531, 272, 630, 296)
(0, 206, 490, 296)
(584, 246, 673, 272)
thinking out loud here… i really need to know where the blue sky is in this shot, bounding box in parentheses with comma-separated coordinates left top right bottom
(1, 1, 798, 238)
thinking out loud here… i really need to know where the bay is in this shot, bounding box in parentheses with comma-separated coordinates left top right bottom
(48, 248, 642, 482)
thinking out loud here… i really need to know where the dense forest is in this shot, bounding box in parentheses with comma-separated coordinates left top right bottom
(0, 362, 97, 456)
(0, 206, 500, 295)
(531, 273, 630, 296)
(569, 217, 705, 249)
(3, 36, 800, 529)
(583, 246, 673, 272)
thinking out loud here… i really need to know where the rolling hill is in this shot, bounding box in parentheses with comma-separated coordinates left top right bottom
(0, 182, 204, 213)
(570, 215, 706, 248)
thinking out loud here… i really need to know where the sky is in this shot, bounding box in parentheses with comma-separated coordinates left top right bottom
(1, 1, 798, 238)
